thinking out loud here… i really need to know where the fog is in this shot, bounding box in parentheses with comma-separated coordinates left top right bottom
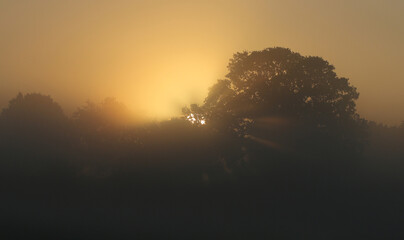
(1, 0, 403, 124)
(1, 1, 404, 239)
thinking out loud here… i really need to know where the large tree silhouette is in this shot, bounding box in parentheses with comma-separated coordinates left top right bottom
(198, 47, 366, 154)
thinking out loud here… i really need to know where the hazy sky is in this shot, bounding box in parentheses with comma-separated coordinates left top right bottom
(1, 0, 403, 124)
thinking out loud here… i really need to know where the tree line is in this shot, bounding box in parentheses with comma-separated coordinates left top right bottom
(1, 47, 403, 239)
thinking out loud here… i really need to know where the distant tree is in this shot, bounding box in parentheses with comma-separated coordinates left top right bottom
(195, 47, 367, 154)
(0, 93, 68, 142)
(0, 93, 71, 175)
(73, 97, 132, 133)
(71, 98, 134, 174)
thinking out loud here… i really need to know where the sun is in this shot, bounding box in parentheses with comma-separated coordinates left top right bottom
(186, 113, 206, 125)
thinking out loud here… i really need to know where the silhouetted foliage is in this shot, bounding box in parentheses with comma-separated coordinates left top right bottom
(192, 47, 367, 156)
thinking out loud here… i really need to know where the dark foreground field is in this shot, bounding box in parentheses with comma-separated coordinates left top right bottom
(1, 148, 403, 239)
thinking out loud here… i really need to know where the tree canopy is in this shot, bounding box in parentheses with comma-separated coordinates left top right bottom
(191, 47, 366, 154)
(0, 93, 68, 139)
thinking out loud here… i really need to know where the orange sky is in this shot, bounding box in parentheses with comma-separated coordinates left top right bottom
(1, 0, 403, 125)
